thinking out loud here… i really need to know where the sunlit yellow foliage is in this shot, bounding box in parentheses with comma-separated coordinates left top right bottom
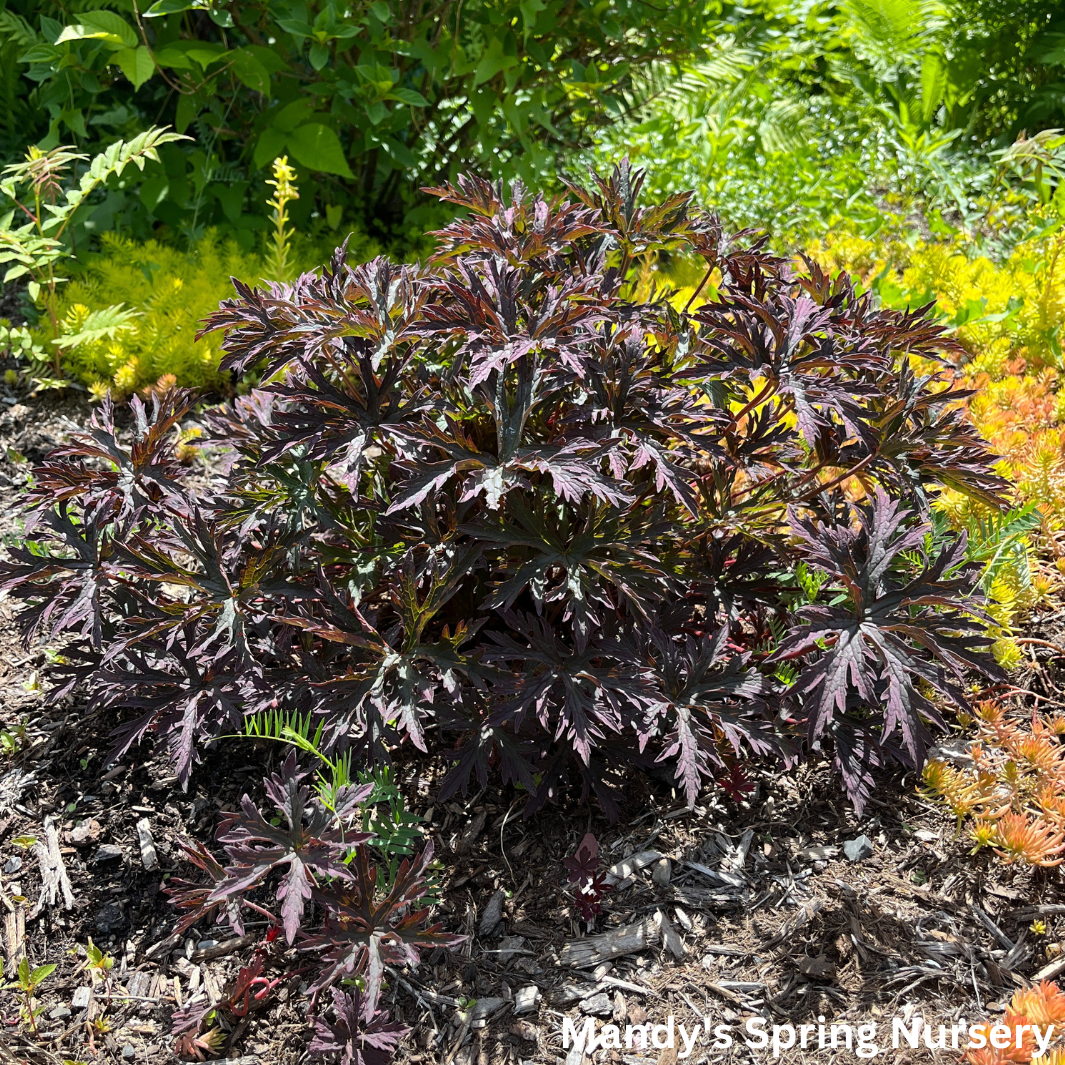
(47, 209, 379, 398)
(50, 233, 263, 397)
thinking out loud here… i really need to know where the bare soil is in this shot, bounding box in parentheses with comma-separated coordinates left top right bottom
(0, 384, 1061, 1065)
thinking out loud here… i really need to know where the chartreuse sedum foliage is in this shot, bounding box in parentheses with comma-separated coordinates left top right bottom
(52, 233, 261, 398)
(0, 165, 1008, 819)
(44, 158, 377, 399)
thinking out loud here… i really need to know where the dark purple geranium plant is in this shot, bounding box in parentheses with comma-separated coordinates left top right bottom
(1, 162, 1006, 818)
(163, 752, 460, 1059)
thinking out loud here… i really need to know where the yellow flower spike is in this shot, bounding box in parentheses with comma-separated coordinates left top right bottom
(264, 155, 300, 283)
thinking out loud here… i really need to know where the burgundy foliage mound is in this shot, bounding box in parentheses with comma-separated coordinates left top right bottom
(164, 752, 457, 1059)
(1, 163, 1007, 815)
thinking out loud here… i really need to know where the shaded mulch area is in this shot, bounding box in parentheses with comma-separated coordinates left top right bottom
(0, 384, 1062, 1064)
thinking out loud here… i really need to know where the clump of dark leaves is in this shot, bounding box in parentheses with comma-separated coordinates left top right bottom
(165, 751, 459, 1061)
(0, 162, 1008, 817)
(309, 988, 408, 1065)
(563, 831, 612, 919)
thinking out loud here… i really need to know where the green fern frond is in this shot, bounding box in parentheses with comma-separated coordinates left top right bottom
(243, 706, 324, 749)
(965, 502, 1039, 591)
(839, 0, 948, 71)
(758, 97, 811, 154)
(52, 304, 140, 350)
(0, 10, 39, 48)
(242, 707, 355, 808)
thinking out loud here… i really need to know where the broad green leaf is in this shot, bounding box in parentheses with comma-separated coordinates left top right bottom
(388, 87, 429, 107)
(39, 15, 63, 44)
(232, 48, 272, 93)
(277, 17, 313, 38)
(271, 99, 316, 132)
(471, 87, 496, 128)
(473, 37, 518, 86)
(286, 123, 354, 177)
(381, 136, 415, 167)
(29, 963, 57, 986)
(309, 42, 330, 71)
(184, 43, 230, 69)
(21, 43, 60, 63)
(175, 93, 203, 133)
(519, 0, 546, 34)
(214, 181, 248, 222)
(254, 127, 288, 169)
(139, 173, 169, 210)
(56, 10, 138, 49)
(244, 45, 289, 74)
(153, 44, 198, 70)
(113, 46, 154, 90)
(143, 0, 197, 15)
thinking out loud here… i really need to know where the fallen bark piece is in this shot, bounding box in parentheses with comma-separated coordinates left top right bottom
(796, 955, 836, 979)
(560, 918, 660, 968)
(0, 768, 36, 814)
(4, 878, 25, 972)
(651, 859, 671, 887)
(682, 861, 745, 889)
(513, 986, 540, 1015)
(136, 819, 159, 872)
(144, 932, 183, 960)
(599, 974, 654, 996)
(796, 845, 839, 861)
(765, 899, 825, 950)
(461, 996, 506, 1027)
(496, 934, 525, 962)
(191, 933, 259, 962)
(1033, 955, 1065, 983)
(604, 851, 663, 887)
(479, 889, 506, 937)
(726, 828, 755, 874)
(30, 818, 74, 917)
(654, 910, 686, 959)
(579, 992, 612, 1017)
(552, 983, 599, 1006)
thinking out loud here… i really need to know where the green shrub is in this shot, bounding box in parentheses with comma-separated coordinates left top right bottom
(1, 167, 1008, 817)
(0, 0, 714, 243)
